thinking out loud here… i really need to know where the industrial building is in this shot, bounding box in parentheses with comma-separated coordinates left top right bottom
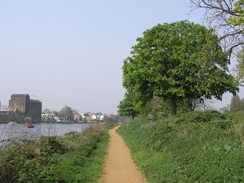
(8, 94, 42, 122)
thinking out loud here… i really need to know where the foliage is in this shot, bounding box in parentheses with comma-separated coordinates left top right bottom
(118, 94, 171, 119)
(24, 117, 32, 123)
(118, 110, 244, 182)
(117, 92, 139, 119)
(103, 114, 119, 123)
(52, 110, 59, 116)
(166, 110, 227, 124)
(235, 49, 244, 85)
(230, 94, 241, 112)
(122, 20, 238, 116)
(43, 108, 52, 114)
(227, 0, 244, 27)
(189, 0, 244, 55)
(230, 94, 244, 112)
(59, 106, 74, 121)
(148, 97, 171, 119)
(0, 124, 110, 183)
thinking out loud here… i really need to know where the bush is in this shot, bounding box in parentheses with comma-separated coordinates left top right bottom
(167, 110, 226, 124)
(24, 117, 32, 123)
(38, 136, 66, 155)
(0, 124, 110, 183)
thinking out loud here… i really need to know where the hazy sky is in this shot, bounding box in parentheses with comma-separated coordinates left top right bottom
(0, 0, 243, 114)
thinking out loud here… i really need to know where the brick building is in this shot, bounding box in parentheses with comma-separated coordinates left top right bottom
(8, 94, 42, 122)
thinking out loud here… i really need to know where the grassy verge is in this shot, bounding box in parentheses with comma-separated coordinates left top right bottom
(118, 110, 244, 183)
(0, 123, 116, 183)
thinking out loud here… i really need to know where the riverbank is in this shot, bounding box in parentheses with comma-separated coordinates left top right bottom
(118, 110, 244, 183)
(0, 123, 116, 183)
(2, 110, 243, 182)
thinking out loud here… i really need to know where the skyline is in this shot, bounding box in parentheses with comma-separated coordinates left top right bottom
(0, 0, 243, 114)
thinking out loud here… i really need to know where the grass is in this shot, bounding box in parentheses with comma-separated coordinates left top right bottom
(0, 123, 116, 183)
(117, 110, 244, 183)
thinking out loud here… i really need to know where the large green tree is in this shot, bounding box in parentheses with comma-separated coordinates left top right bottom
(122, 20, 238, 116)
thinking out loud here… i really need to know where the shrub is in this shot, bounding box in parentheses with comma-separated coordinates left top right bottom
(38, 136, 66, 155)
(0, 124, 110, 183)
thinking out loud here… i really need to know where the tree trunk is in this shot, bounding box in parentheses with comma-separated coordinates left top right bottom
(169, 96, 177, 116)
(187, 99, 194, 112)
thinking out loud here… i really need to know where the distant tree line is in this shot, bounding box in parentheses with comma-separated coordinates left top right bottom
(43, 106, 125, 123)
(230, 94, 244, 112)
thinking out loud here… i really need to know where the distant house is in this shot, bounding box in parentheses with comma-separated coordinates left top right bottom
(98, 114, 105, 121)
(74, 114, 83, 122)
(91, 114, 97, 121)
(91, 114, 104, 122)
(81, 113, 91, 122)
(41, 113, 55, 122)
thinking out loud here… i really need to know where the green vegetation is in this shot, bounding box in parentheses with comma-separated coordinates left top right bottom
(117, 92, 139, 119)
(121, 20, 238, 117)
(230, 94, 244, 112)
(0, 124, 115, 183)
(227, 0, 244, 27)
(118, 110, 244, 183)
(190, 0, 244, 84)
(190, 0, 244, 55)
(117, 2, 244, 182)
(236, 50, 244, 85)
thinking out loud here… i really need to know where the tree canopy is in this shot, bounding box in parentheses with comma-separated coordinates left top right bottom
(122, 20, 239, 116)
(117, 92, 139, 119)
(59, 106, 74, 121)
(230, 94, 244, 112)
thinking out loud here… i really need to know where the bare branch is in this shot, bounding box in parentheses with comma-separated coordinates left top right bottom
(228, 42, 244, 56)
(189, 0, 244, 56)
(219, 30, 244, 41)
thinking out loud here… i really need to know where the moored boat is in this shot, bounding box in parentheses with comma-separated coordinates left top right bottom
(22, 123, 34, 128)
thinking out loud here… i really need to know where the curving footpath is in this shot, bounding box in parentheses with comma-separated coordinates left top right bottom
(99, 126, 147, 183)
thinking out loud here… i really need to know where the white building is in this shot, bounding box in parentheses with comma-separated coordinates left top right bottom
(41, 113, 55, 122)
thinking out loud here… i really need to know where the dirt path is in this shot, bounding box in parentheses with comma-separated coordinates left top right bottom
(99, 126, 147, 183)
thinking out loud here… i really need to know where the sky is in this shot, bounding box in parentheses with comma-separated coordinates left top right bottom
(0, 0, 243, 114)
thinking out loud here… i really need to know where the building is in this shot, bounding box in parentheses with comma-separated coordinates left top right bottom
(81, 113, 91, 122)
(41, 113, 55, 122)
(0, 111, 9, 122)
(74, 114, 82, 122)
(29, 99, 42, 122)
(91, 114, 104, 121)
(8, 94, 42, 122)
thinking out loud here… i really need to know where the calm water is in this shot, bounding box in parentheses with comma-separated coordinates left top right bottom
(0, 123, 90, 144)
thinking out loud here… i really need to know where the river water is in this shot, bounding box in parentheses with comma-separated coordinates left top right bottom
(0, 123, 90, 146)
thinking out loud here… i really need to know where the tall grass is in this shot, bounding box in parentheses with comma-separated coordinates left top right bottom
(118, 110, 244, 183)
